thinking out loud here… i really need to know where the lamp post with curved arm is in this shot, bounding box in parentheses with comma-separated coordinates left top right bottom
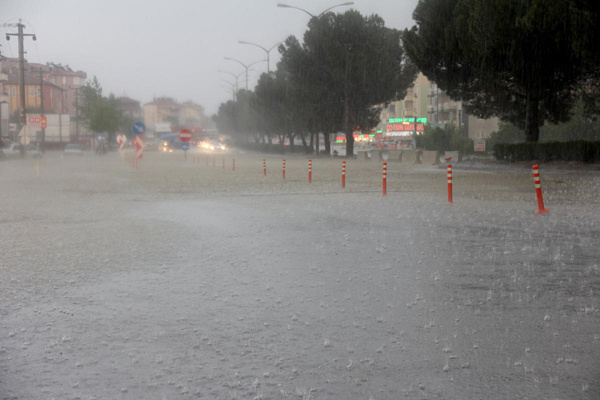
(218, 69, 244, 94)
(223, 57, 266, 91)
(277, 2, 354, 18)
(238, 40, 283, 74)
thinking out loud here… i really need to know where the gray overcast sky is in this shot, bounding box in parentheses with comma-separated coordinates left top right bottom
(2, 0, 419, 115)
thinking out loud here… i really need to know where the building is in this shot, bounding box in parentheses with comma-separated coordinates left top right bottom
(375, 72, 499, 147)
(0, 55, 87, 142)
(143, 97, 183, 137)
(144, 98, 208, 137)
(426, 82, 499, 140)
(117, 96, 142, 122)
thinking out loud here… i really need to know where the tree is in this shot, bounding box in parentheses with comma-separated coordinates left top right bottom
(214, 89, 258, 143)
(280, 10, 417, 156)
(77, 76, 122, 141)
(404, 0, 600, 142)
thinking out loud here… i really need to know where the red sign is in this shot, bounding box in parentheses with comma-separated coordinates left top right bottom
(179, 129, 192, 142)
(386, 123, 424, 132)
(135, 134, 143, 159)
(41, 116, 47, 129)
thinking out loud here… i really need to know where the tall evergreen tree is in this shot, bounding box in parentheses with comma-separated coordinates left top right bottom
(404, 0, 600, 142)
(280, 10, 416, 156)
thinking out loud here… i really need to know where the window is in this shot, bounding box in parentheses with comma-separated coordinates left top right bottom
(388, 104, 395, 114)
(37, 88, 41, 97)
(12, 88, 17, 96)
(29, 88, 35, 97)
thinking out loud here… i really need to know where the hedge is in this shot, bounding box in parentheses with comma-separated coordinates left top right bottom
(494, 141, 600, 163)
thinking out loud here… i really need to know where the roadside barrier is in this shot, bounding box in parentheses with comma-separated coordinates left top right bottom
(401, 150, 418, 164)
(532, 165, 549, 214)
(383, 162, 387, 195)
(342, 161, 346, 188)
(421, 150, 438, 165)
(447, 164, 453, 203)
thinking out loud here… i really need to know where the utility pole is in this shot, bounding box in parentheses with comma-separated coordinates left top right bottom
(5, 19, 37, 157)
(38, 68, 47, 153)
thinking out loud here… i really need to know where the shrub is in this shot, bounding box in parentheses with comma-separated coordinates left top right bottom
(494, 141, 600, 163)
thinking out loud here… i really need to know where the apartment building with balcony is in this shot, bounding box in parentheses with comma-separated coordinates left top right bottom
(376, 72, 499, 143)
(427, 82, 499, 140)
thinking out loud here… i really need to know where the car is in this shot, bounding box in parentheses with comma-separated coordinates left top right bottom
(1, 143, 43, 158)
(27, 144, 43, 159)
(64, 143, 84, 155)
(2, 142, 23, 157)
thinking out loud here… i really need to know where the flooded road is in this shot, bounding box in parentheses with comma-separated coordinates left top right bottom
(1, 151, 599, 399)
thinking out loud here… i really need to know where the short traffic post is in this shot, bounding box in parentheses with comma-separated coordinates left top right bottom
(532, 165, 549, 214)
(382, 162, 387, 196)
(135, 134, 143, 169)
(282, 159, 286, 179)
(117, 134, 126, 152)
(263, 159, 267, 177)
(342, 161, 346, 189)
(447, 164, 453, 204)
(308, 159, 312, 183)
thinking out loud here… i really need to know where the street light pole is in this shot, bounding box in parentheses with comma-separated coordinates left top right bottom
(224, 57, 266, 91)
(277, 2, 354, 18)
(238, 40, 283, 74)
(218, 69, 244, 95)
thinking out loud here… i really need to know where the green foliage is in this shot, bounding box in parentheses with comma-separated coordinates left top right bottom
(404, 0, 600, 142)
(494, 141, 600, 163)
(488, 122, 526, 150)
(77, 76, 122, 136)
(489, 101, 600, 148)
(214, 90, 258, 142)
(415, 123, 473, 154)
(280, 10, 417, 156)
(539, 100, 600, 142)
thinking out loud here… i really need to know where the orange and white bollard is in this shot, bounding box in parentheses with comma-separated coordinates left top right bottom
(532, 165, 549, 214)
(382, 162, 387, 196)
(342, 161, 346, 189)
(308, 159, 312, 183)
(447, 164, 453, 204)
(263, 159, 266, 177)
(282, 159, 286, 179)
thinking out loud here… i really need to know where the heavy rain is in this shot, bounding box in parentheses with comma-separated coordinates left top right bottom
(1, 1, 600, 399)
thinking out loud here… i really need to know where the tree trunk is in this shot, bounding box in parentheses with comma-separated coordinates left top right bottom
(299, 132, 308, 154)
(288, 132, 295, 152)
(324, 131, 331, 155)
(524, 96, 540, 142)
